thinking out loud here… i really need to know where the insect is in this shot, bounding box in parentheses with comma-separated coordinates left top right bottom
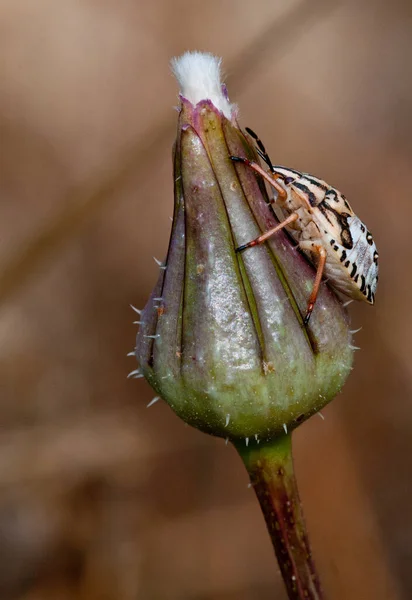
(230, 128, 379, 324)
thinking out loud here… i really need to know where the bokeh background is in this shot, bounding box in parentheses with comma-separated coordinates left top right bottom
(1, 0, 411, 598)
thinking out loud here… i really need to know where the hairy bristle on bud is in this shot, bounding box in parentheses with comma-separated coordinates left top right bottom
(170, 51, 234, 119)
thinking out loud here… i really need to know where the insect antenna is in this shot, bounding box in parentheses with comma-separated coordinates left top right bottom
(245, 127, 275, 173)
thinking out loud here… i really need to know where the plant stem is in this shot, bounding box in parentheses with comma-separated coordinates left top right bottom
(235, 434, 323, 599)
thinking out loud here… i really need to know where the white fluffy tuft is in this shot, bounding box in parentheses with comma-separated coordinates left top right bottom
(171, 51, 234, 119)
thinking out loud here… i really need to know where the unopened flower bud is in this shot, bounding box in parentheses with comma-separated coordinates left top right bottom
(135, 52, 353, 444)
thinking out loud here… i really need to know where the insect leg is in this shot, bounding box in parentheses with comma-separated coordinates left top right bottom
(299, 242, 327, 325)
(230, 156, 288, 201)
(236, 213, 298, 252)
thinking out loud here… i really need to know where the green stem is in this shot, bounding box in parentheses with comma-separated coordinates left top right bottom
(235, 434, 323, 600)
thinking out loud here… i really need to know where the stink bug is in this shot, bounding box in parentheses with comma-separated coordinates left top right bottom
(230, 128, 379, 324)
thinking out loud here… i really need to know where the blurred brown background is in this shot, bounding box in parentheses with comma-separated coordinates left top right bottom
(0, 0, 411, 598)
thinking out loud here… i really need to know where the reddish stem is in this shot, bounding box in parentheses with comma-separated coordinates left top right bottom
(236, 434, 323, 599)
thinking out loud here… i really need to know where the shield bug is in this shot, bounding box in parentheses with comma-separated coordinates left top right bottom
(230, 128, 379, 324)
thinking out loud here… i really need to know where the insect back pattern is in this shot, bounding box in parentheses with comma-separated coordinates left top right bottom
(230, 128, 379, 324)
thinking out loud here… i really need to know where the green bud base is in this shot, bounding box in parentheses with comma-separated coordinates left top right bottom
(235, 434, 323, 600)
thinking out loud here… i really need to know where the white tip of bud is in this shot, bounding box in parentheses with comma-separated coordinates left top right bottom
(171, 51, 234, 119)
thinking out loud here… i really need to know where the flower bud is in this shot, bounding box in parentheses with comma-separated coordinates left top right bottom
(134, 52, 353, 443)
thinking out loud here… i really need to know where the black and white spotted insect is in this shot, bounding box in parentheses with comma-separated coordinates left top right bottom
(230, 128, 379, 324)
